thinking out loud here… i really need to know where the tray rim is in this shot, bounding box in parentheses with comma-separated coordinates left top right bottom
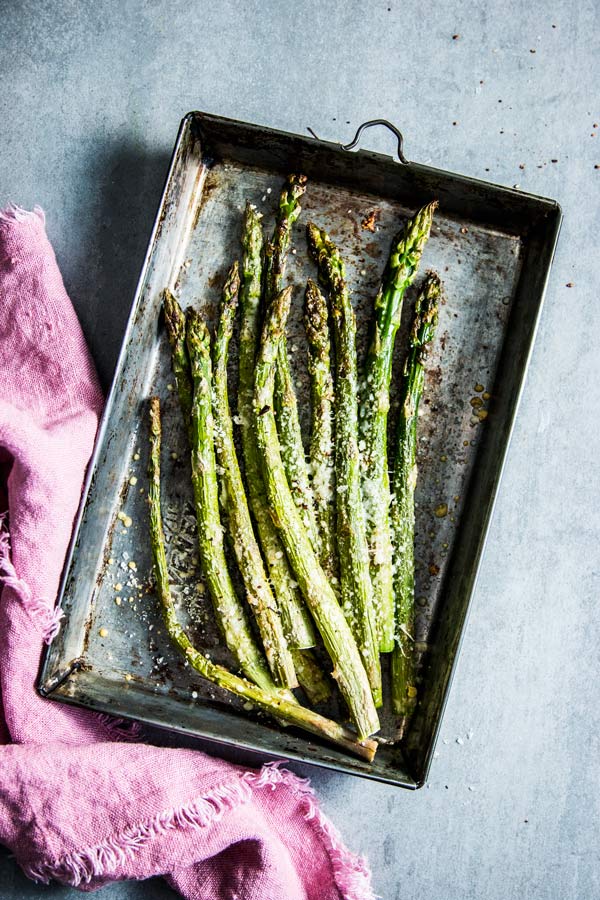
(39, 109, 563, 789)
(190, 109, 563, 219)
(40, 668, 420, 789)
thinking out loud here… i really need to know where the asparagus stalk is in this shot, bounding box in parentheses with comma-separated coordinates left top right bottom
(273, 344, 320, 549)
(304, 279, 337, 580)
(254, 285, 380, 739)
(212, 261, 297, 689)
(263, 173, 307, 301)
(163, 288, 193, 430)
(238, 202, 316, 650)
(148, 397, 376, 762)
(307, 223, 382, 707)
(391, 272, 440, 731)
(361, 202, 437, 653)
(185, 310, 277, 693)
(265, 175, 320, 551)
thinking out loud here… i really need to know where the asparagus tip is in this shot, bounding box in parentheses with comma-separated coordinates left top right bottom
(149, 396, 161, 432)
(243, 199, 263, 221)
(223, 260, 241, 301)
(411, 271, 441, 355)
(185, 307, 209, 345)
(162, 289, 185, 342)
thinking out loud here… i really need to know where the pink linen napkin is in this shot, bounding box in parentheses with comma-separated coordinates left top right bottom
(0, 205, 375, 900)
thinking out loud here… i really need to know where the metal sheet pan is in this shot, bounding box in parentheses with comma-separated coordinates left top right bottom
(39, 111, 561, 789)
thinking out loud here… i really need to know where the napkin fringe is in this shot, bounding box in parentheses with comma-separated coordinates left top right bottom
(24, 762, 375, 899)
(0, 203, 45, 226)
(93, 713, 142, 742)
(0, 518, 63, 644)
(246, 762, 376, 900)
(25, 776, 255, 886)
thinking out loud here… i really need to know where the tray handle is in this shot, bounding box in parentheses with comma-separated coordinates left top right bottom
(341, 119, 409, 165)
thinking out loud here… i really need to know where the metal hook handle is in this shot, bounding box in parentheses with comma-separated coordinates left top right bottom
(341, 119, 409, 165)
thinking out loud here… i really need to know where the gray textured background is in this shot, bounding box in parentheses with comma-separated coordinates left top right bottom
(1, 1, 599, 898)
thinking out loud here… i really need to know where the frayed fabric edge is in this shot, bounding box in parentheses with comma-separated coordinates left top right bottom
(24, 776, 255, 886)
(24, 762, 375, 900)
(246, 763, 377, 900)
(0, 204, 45, 226)
(0, 517, 63, 644)
(93, 713, 142, 742)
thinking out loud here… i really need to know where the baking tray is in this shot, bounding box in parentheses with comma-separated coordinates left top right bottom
(39, 111, 561, 789)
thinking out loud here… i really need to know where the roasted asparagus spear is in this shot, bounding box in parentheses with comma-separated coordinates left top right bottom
(307, 223, 382, 707)
(148, 397, 376, 761)
(391, 272, 440, 731)
(265, 175, 320, 551)
(163, 288, 193, 431)
(254, 285, 380, 739)
(212, 262, 297, 689)
(304, 278, 337, 581)
(185, 311, 277, 693)
(238, 202, 316, 650)
(361, 202, 437, 653)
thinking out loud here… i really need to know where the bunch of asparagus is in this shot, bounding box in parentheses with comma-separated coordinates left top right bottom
(148, 173, 441, 758)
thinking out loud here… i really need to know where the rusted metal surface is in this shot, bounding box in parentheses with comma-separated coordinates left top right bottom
(39, 112, 561, 788)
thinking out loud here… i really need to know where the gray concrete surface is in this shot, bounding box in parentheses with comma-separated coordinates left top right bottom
(1, 1, 599, 898)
